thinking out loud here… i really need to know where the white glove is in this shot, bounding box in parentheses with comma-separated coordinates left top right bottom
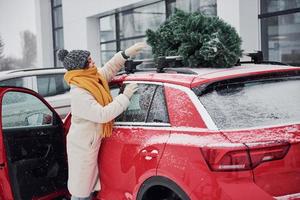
(125, 42, 147, 57)
(123, 83, 138, 99)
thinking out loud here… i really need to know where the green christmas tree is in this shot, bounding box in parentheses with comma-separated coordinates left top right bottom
(146, 10, 242, 68)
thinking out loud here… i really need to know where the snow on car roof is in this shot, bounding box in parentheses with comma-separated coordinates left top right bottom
(123, 64, 300, 88)
(0, 67, 66, 80)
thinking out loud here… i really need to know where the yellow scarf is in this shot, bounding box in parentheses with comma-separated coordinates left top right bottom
(64, 66, 113, 138)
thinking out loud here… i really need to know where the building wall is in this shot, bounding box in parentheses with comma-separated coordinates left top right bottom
(36, 0, 261, 67)
(35, 0, 54, 67)
(217, 0, 260, 56)
(62, 0, 144, 66)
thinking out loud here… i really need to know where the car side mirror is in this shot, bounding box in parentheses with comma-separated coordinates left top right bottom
(25, 113, 53, 126)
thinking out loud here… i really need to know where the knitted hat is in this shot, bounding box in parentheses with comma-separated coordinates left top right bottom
(57, 49, 90, 71)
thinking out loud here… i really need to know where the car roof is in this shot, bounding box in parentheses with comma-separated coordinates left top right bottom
(122, 64, 300, 88)
(0, 67, 66, 80)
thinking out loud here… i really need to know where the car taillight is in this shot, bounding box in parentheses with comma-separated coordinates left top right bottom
(201, 142, 290, 172)
(249, 142, 290, 168)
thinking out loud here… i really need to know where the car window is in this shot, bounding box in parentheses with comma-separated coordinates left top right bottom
(37, 74, 70, 97)
(110, 84, 121, 98)
(1, 91, 53, 128)
(116, 84, 156, 122)
(197, 76, 300, 129)
(147, 85, 169, 123)
(0, 78, 24, 87)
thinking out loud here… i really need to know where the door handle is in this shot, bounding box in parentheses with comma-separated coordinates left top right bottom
(140, 149, 159, 161)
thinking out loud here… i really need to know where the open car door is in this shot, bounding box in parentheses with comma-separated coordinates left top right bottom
(0, 87, 69, 200)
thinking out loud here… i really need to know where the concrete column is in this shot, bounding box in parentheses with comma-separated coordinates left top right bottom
(86, 17, 101, 66)
(35, 0, 54, 67)
(239, 0, 260, 53)
(217, 0, 260, 55)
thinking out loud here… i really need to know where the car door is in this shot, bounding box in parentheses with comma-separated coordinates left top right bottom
(98, 82, 171, 200)
(0, 87, 69, 200)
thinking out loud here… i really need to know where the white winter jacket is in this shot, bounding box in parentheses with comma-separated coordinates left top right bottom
(66, 52, 130, 197)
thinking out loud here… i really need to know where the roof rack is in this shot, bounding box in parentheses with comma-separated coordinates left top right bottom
(120, 56, 197, 75)
(236, 51, 289, 66)
(156, 56, 184, 73)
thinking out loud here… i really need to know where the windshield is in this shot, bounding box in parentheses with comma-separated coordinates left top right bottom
(195, 75, 300, 129)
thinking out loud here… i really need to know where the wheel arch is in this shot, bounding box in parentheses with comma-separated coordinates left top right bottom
(136, 176, 191, 200)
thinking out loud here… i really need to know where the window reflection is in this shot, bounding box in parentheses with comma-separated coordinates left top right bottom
(99, 0, 217, 65)
(53, 7, 63, 28)
(261, 11, 300, 65)
(51, 0, 64, 67)
(100, 15, 116, 42)
(120, 38, 152, 60)
(120, 2, 166, 39)
(100, 42, 116, 64)
(168, 0, 217, 16)
(2, 92, 53, 128)
(261, 0, 300, 14)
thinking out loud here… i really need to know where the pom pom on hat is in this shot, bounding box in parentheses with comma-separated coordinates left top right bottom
(57, 49, 69, 62)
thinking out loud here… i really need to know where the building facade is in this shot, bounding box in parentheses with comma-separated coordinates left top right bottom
(35, 0, 300, 67)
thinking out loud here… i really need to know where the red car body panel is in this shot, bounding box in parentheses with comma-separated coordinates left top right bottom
(0, 88, 28, 200)
(222, 124, 300, 197)
(1, 65, 300, 200)
(99, 127, 170, 200)
(191, 65, 300, 87)
(164, 86, 206, 128)
(125, 73, 195, 88)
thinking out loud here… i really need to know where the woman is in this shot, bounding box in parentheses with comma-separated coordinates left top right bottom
(57, 42, 145, 200)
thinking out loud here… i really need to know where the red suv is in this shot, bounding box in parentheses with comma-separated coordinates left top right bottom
(0, 61, 300, 200)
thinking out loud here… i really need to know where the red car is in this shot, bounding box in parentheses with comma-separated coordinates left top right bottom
(0, 63, 299, 200)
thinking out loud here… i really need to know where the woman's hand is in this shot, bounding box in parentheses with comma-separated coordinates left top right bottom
(123, 83, 138, 99)
(125, 42, 147, 57)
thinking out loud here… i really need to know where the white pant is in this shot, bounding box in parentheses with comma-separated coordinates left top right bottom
(71, 194, 91, 200)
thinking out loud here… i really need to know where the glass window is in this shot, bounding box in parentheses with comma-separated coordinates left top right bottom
(52, 0, 62, 7)
(51, 0, 64, 67)
(54, 49, 64, 67)
(109, 84, 121, 98)
(0, 78, 24, 87)
(2, 91, 53, 128)
(100, 15, 116, 42)
(120, 38, 152, 60)
(101, 42, 117, 65)
(116, 84, 156, 122)
(147, 86, 169, 123)
(261, 12, 300, 66)
(168, 0, 217, 16)
(197, 76, 300, 129)
(99, 0, 218, 64)
(261, 0, 300, 14)
(120, 2, 166, 39)
(37, 74, 70, 97)
(53, 7, 63, 28)
(54, 28, 64, 50)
